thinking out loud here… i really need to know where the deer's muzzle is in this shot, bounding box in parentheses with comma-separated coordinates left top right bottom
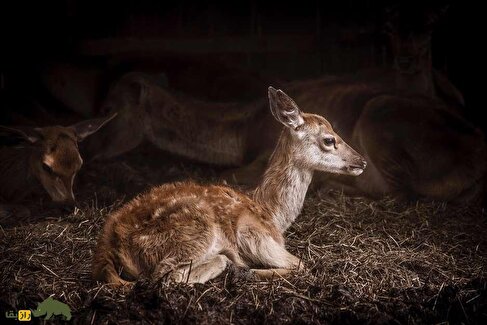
(346, 159, 367, 176)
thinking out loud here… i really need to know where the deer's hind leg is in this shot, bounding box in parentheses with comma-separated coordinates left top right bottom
(131, 204, 229, 283)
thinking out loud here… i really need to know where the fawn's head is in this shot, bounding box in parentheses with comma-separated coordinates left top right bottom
(268, 87, 366, 176)
(1, 114, 116, 204)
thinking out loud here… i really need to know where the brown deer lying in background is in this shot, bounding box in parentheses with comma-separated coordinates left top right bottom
(81, 71, 270, 164)
(82, 68, 485, 203)
(92, 87, 366, 286)
(80, 5, 483, 203)
(78, 5, 486, 201)
(0, 114, 116, 219)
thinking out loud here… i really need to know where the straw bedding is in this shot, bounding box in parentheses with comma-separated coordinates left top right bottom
(1, 145, 486, 324)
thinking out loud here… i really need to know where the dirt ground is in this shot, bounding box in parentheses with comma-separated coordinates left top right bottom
(1, 144, 486, 324)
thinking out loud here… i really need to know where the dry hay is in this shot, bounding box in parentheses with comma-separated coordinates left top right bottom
(1, 146, 486, 324)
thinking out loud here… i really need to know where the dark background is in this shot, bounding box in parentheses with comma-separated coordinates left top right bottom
(0, 0, 480, 128)
(1, 3, 486, 324)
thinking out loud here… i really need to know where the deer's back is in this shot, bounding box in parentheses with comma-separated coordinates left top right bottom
(104, 181, 279, 247)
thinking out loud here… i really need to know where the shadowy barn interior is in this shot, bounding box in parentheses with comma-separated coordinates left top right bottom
(1, 0, 486, 324)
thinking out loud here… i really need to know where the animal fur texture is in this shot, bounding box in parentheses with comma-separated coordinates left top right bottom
(93, 87, 366, 286)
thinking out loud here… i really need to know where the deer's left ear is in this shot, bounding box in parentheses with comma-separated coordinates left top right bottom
(0, 126, 42, 143)
(268, 87, 304, 130)
(70, 113, 118, 142)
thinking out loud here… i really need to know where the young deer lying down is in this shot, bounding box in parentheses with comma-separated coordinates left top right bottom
(93, 87, 366, 285)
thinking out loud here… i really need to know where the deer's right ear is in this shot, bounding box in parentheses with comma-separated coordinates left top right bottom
(70, 113, 118, 142)
(0, 126, 42, 143)
(268, 87, 304, 130)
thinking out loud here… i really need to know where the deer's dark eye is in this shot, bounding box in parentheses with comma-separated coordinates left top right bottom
(323, 137, 336, 147)
(42, 163, 54, 175)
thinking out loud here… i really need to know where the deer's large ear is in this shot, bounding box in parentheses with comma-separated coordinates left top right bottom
(70, 113, 117, 142)
(268, 87, 304, 130)
(0, 125, 42, 143)
(425, 4, 449, 29)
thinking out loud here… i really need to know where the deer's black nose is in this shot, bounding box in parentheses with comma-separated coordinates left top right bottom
(352, 158, 367, 170)
(361, 160, 367, 170)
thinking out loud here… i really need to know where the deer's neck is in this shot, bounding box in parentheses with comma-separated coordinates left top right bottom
(253, 130, 313, 233)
